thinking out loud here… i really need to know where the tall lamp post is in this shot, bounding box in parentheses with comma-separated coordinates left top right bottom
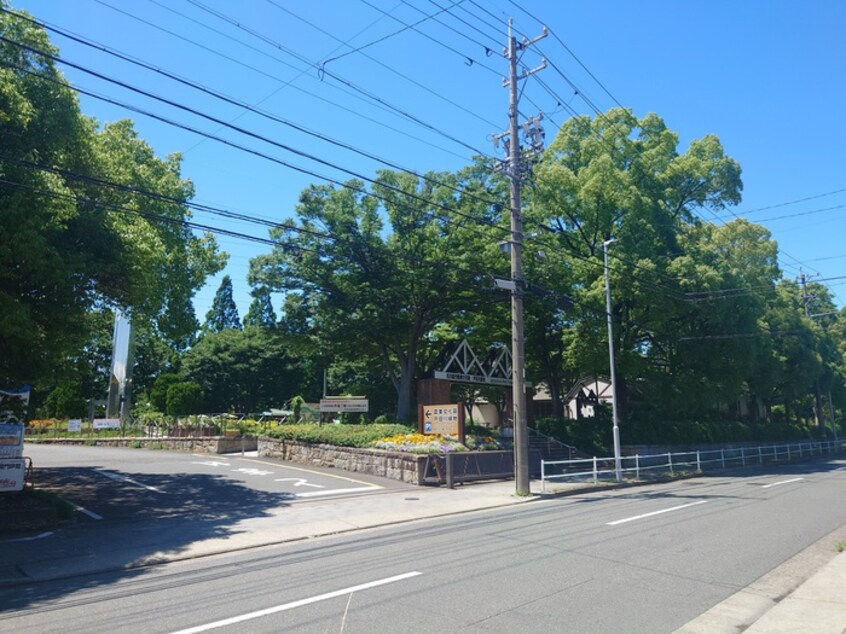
(603, 238, 623, 481)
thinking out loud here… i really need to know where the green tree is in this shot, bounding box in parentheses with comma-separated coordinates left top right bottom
(204, 275, 241, 333)
(249, 169, 500, 421)
(243, 287, 276, 329)
(0, 5, 225, 389)
(180, 327, 302, 413)
(530, 108, 744, 424)
(150, 373, 181, 413)
(166, 382, 203, 417)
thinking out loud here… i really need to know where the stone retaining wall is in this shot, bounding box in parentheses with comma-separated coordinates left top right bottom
(27, 436, 258, 454)
(258, 437, 427, 485)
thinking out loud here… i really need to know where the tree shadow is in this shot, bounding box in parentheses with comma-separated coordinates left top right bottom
(0, 465, 290, 611)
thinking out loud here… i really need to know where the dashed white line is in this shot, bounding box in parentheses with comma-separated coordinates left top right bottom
(167, 571, 422, 634)
(761, 477, 804, 489)
(607, 500, 708, 526)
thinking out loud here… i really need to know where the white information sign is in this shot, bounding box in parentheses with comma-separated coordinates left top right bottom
(68, 419, 83, 433)
(0, 458, 26, 493)
(93, 418, 121, 430)
(319, 398, 369, 413)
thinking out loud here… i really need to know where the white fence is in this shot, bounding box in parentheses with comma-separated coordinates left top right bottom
(540, 440, 845, 492)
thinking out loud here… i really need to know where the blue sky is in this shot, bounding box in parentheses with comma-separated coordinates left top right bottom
(11, 0, 846, 319)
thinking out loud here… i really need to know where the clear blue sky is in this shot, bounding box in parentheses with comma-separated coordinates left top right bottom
(12, 0, 846, 319)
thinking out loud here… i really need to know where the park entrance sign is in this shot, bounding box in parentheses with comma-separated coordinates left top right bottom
(319, 397, 369, 413)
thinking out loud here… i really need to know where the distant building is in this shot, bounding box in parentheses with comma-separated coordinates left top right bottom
(563, 376, 612, 419)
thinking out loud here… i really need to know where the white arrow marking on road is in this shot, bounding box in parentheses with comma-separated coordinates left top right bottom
(95, 469, 162, 493)
(232, 468, 274, 476)
(191, 461, 231, 468)
(168, 571, 422, 634)
(273, 477, 325, 488)
(607, 500, 708, 526)
(761, 477, 804, 489)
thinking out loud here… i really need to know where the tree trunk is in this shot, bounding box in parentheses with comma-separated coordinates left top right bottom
(395, 355, 416, 422)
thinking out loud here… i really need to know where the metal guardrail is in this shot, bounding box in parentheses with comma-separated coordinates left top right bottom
(540, 440, 846, 492)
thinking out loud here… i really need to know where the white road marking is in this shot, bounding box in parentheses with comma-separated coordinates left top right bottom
(232, 467, 274, 476)
(241, 457, 378, 486)
(607, 500, 708, 526)
(71, 502, 103, 520)
(274, 477, 325, 488)
(761, 477, 804, 489)
(95, 469, 163, 493)
(294, 486, 380, 498)
(167, 571, 422, 634)
(2, 531, 54, 542)
(191, 461, 231, 468)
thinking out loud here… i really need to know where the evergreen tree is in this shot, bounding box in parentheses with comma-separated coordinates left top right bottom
(204, 275, 241, 333)
(243, 288, 276, 329)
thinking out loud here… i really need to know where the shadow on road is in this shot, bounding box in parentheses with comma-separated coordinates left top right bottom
(0, 466, 290, 612)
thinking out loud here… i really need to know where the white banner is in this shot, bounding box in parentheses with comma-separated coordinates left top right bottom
(68, 419, 82, 433)
(93, 418, 121, 430)
(0, 458, 26, 493)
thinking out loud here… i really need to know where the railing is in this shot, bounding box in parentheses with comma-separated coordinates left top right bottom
(540, 440, 846, 492)
(527, 427, 582, 461)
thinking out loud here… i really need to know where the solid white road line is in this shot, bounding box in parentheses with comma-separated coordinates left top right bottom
(761, 477, 804, 489)
(607, 500, 708, 526)
(168, 571, 423, 634)
(95, 469, 163, 493)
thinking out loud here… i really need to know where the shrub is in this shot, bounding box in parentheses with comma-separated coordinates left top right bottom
(265, 423, 412, 448)
(166, 382, 204, 416)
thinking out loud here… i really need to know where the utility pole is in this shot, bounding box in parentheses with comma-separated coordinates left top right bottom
(800, 271, 826, 436)
(497, 18, 546, 496)
(603, 238, 623, 481)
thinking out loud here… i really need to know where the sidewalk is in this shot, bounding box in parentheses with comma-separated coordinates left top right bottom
(2, 477, 845, 633)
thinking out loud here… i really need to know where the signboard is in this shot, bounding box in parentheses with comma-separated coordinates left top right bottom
(0, 458, 26, 493)
(68, 419, 83, 433)
(93, 418, 121, 430)
(0, 423, 23, 458)
(319, 397, 369, 413)
(434, 371, 514, 387)
(419, 403, 465, 445)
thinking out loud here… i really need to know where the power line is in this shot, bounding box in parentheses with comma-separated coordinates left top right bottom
(0, 34, 510, 238)
(9, 10, 508, 217)
(322, 0, 462, 65)
(185, 0, 489, 157)
(94, 0, 475, 162)
(357, 0, 501, 76)
(506, 0, 624, 109)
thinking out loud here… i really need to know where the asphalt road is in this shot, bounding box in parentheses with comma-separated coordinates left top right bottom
(25, 444, 401, 523)
(2, 452, 845, 633)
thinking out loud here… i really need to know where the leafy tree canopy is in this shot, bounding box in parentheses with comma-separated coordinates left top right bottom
(0, 4, 225, 388)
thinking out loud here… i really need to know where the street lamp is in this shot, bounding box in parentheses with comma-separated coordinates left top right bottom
(603, 238, 623, 481)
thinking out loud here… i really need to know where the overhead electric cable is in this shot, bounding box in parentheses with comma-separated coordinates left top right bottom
(322, 0, 462, 65)
(185, 0, 488, 156)
(0, 34, 508, 234)
(90, 0, 472, 161)
(9, 11, 509, 215)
